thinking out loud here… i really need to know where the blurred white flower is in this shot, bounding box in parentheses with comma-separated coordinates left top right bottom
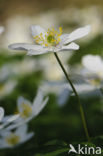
(18, 90, 48, 119)
(0, 26, 4, 35)
(71, 83, 102, 98)
(40, 81, 71, 107)
(9, 25, 90, 55)
(0, 58, 38, 81)
(82, 55, 103, 87)
(82, 55, 103, 74)
(8, 90, 49, 129)
(40, 79, 101, 106)
(0, 107, 19, 130)
(0, 124, 34, 148)
(0, 80, 17, 99)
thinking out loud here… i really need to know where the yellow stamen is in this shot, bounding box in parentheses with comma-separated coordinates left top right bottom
(45, 44, 48, 47)
(20, 103, 32, 118)
(59, 27, 63, 34)
(6, 134, 20, 146)
(33, 27, 63, 47)
(90, 78, 101, 86)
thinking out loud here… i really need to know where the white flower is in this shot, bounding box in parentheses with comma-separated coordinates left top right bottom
(8, 25, 91, 55)
(0, 58, 38, 81)
(7, 90, 48, 129)
(82, 55, 103, 87)
(0, 124, 34, 148)
(82, 55, 103, 74)
(40, 79, 101, 106)
(0, 26, 4, 35)
(18, 90, 48, 119)
(0, 107, 19, 130)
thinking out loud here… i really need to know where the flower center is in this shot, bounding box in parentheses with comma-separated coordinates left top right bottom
(89, 78, 101, 86)
(47, 35, 55, 43)
(6, 134, 20, 146)
(34, 27, 63, 47)
(20, 103, 32, 118)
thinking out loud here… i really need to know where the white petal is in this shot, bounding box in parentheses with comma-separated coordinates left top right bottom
(15, 124, 27, 137)
(15, 124, 34, 143)
(60, 34, 69, 40)
(8, 43, 49, 55)
(2, 115, 14, 122)
(17, 96, 25, 107)
(0, 130, 11, 137)
(17, 96, 32, 113)
(2, 115, 19, 130)
(0, 107, 4, 122)
(57, 88, 71, 107)
(30, 25, 45, 37)
(27, 48, 49, 55)
(9, 43, 44, 51)
(5, 123, 22, 131)
(59, 34, 69, 45)
(33, 97, 48, 116)
(5, 114, 19, 122)
(35, 97, 49, 116)
(82, 55, 103, 73)
(64, 25, 91, 44)
(33, 90, 44, 107)
(74, 83, 96, 93)
(61, 42, 79, 51)
(32, 90, 48, 116)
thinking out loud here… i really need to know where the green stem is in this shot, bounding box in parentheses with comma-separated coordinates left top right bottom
(54, 52, 90, 141)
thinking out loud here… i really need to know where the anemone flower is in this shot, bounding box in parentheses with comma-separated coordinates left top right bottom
(82, 55, 103, 87)
(9, 25, 90, 55)
(17, 89, 48, 120)
(5, 90, 48, 131)
(0, 124, 34, 148)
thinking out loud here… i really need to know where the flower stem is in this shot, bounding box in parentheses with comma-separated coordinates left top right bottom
(54, 52, 90, 141)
